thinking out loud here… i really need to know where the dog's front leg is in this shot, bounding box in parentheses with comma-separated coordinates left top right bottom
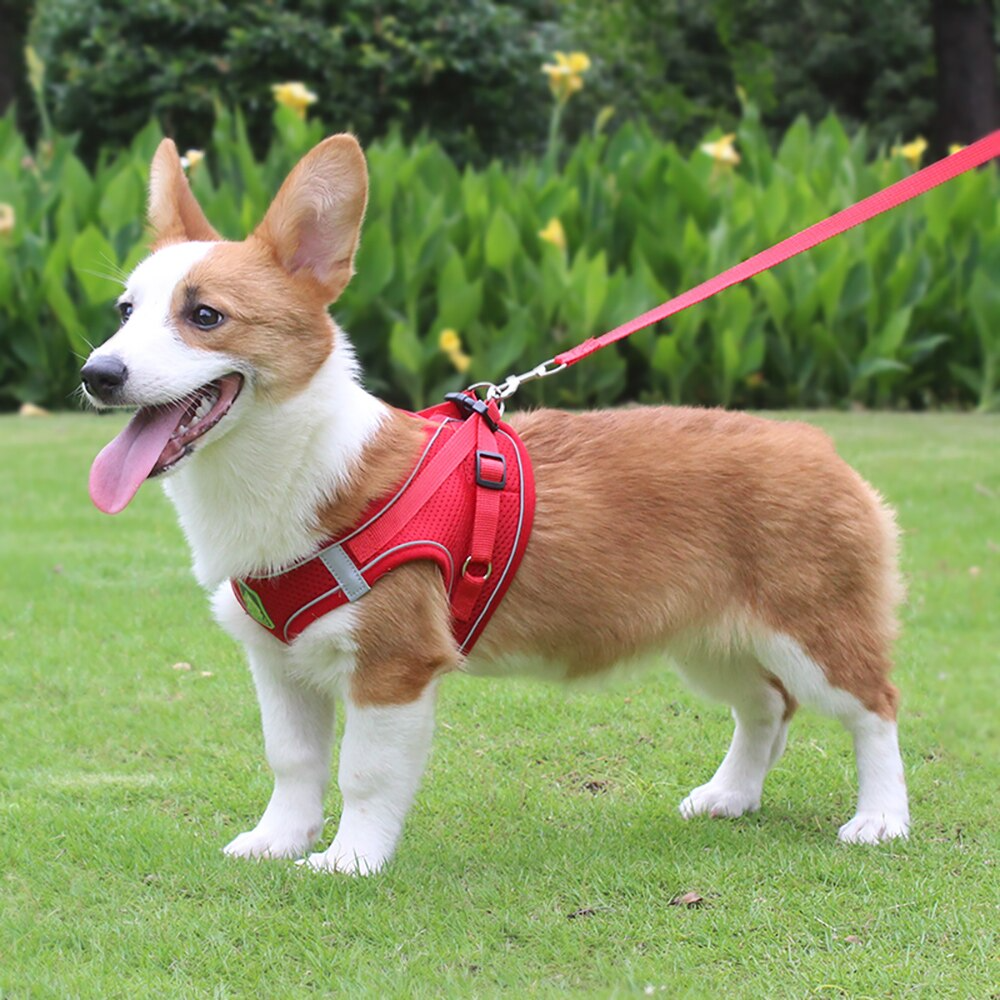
(223, 645, 335, 860)
(303, 680, 438, 875)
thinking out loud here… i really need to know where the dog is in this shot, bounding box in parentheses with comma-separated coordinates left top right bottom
(80, 135, 910, 874)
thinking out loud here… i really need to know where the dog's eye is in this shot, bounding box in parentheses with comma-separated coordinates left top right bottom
(117, 302, 133, 325)
(191, 305, 224, 329)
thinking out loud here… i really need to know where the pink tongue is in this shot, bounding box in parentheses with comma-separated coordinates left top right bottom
(89, 401, 188, 514)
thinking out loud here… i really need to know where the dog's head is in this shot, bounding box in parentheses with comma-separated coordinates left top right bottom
(82, 135, 368, 513)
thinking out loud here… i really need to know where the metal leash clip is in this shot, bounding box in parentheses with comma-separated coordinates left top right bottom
(464, 358, 567, 416)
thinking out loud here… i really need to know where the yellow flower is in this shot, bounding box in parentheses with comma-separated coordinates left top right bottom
(439, 328, 461, 353)
(542, 51, 591, 104)
(271, 82, 318, 119)
(948, 143, 966, 156)
(0, 203, 14, 235)
(181, 149, 205, 173)
(538, 217, 566, 252)
(438, 329, 471, 374)
(892, 136, 927, 167)
(700, 133, 740, 167)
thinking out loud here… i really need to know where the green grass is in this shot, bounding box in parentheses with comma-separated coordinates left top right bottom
(1, 411, 997, 999)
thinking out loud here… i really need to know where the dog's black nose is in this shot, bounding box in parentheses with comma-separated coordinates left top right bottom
(81, 356, 128, 401)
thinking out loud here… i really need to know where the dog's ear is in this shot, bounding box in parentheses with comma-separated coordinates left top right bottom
(253, 134, 368, 301)
(148, 139, 221, 246)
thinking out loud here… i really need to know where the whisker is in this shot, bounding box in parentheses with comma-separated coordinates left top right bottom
(96, 251, 129, 284)
(77, 266, 126, 287)
(70, 384, 100, 411)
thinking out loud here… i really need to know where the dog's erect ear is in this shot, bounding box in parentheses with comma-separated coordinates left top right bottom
(148, 139, 221, 245)
(253, 134, 368, 301)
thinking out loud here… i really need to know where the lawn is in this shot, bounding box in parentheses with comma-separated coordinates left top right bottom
(1, 410, 997, 999)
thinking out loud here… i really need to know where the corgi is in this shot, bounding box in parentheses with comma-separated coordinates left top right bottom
(80, 135, 910, 875)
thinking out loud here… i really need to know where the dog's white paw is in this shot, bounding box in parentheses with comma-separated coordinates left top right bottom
(838, 811, 910, 845)
(679, 782, 761, 820)
(223, 821, 322, 860)
(297, 839, 390, 876)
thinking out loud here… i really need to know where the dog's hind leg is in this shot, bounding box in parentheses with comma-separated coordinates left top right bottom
(754, 631, 909, 843)
(678, 657, 795, 821)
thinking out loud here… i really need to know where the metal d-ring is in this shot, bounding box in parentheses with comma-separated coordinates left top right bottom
(461, 556, 492, 582)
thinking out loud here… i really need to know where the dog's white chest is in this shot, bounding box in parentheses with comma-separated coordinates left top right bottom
(212, 583, 358, 692)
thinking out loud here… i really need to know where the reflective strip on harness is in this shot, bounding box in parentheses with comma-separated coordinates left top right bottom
(318, 543, 371, 602)
(230, 397, 535, 653)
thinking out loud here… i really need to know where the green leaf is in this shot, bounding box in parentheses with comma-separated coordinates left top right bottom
(854, 357, 910, 381)
(721, 326, 742, 385)
(651, 334, 682, 377)
(583, 252, 608, 333)
(666, 153, 712, 227)
(875, 307, 913, 358)
(968, 271, 1000, 349)
(757, 177, 788, 242)
(70, 226, 120, 305)
(752, 270, 789, 328)
(902, 333, 949, 365)
(485, 209, 519, 270)
(839, 261, 870, 315)
(776, 116, 812, 173)
(98, 166, 144, 234)
(817, 249, 851, 326)
(0, 249, 13, 307)
(59, 154, 95, 223)
(42, 267, 84, 355)
(388, 321, 423, 376)
(947, 361, 982, 396)
(480, 317, 529, 378)
(351, 219, 395, 302)
(436, 251, 482, 332)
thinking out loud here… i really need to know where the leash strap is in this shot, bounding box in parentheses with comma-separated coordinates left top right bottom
(551, 131, 1000, 369)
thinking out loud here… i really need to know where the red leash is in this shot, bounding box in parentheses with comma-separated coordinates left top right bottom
(480, 131, 1000, 401)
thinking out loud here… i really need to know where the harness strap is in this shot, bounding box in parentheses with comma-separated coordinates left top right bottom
(451, 413, 505, 618)
(348, 408, 483, 564)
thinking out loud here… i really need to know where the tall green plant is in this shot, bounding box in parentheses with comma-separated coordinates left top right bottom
(2, 99, 998, 412)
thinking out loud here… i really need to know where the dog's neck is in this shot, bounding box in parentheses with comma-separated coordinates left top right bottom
(163, 336, 387, 588)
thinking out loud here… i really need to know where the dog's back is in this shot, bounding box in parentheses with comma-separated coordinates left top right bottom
(484, 408, 900, 699)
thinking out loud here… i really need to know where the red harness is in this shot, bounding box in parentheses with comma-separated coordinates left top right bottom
(230, 395, 534, 654)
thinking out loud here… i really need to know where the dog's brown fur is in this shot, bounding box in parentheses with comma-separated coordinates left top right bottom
(333, 404, 902, 718)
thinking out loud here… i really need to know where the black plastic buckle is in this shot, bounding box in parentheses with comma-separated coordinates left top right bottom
(444, 392, 500, 432)
(475, 450, 507, 490)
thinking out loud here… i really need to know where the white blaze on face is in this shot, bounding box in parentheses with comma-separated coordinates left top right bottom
(84, 241, 246, 515)
(91, 241, 237, 405)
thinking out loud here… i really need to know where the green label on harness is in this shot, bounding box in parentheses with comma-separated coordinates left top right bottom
(237, 580, 275, 630)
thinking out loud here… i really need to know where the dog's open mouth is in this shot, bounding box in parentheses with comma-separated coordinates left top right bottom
(89, 373, 243, 514)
